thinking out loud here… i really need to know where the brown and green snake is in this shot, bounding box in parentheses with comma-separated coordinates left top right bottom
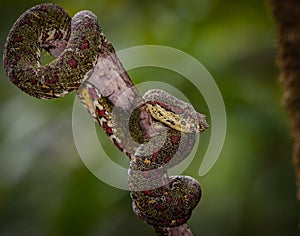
(3, 3, 208, 228)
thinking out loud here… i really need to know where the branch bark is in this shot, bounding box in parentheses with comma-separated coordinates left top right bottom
(269, 0, 300, 200)
(154, 224, 193, 236)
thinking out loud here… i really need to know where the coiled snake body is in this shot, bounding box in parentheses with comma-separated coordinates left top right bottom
(3, 3, 208, 228)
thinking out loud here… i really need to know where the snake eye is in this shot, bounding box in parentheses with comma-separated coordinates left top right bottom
(181, 120, 186, 126)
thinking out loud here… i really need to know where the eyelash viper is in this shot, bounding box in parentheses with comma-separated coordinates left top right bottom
(3, 3, 208, 229)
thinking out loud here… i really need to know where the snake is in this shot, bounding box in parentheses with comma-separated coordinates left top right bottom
(3, 3, 208, 228)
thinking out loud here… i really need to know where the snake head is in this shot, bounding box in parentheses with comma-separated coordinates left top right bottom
(144, 89, 209, 133)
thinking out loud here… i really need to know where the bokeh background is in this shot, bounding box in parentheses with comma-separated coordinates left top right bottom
(0, 0, 299, 235)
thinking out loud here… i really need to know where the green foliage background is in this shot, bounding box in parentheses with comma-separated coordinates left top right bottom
(0, 0, 298, 235)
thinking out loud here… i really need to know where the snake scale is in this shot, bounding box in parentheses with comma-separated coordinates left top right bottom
(3, 3, 208, 228)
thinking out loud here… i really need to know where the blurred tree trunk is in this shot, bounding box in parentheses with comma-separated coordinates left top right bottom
(269, 0, 300, 201)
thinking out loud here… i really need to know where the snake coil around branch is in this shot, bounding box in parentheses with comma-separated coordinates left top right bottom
(3, 3, 208, 234)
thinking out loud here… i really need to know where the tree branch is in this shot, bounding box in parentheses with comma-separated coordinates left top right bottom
(154, 224, 193, 236)
(269, 0, 300, 200)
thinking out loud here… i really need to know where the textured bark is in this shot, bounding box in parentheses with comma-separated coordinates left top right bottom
(154, 224, 193, 236)
(269, 0, 300, 200)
